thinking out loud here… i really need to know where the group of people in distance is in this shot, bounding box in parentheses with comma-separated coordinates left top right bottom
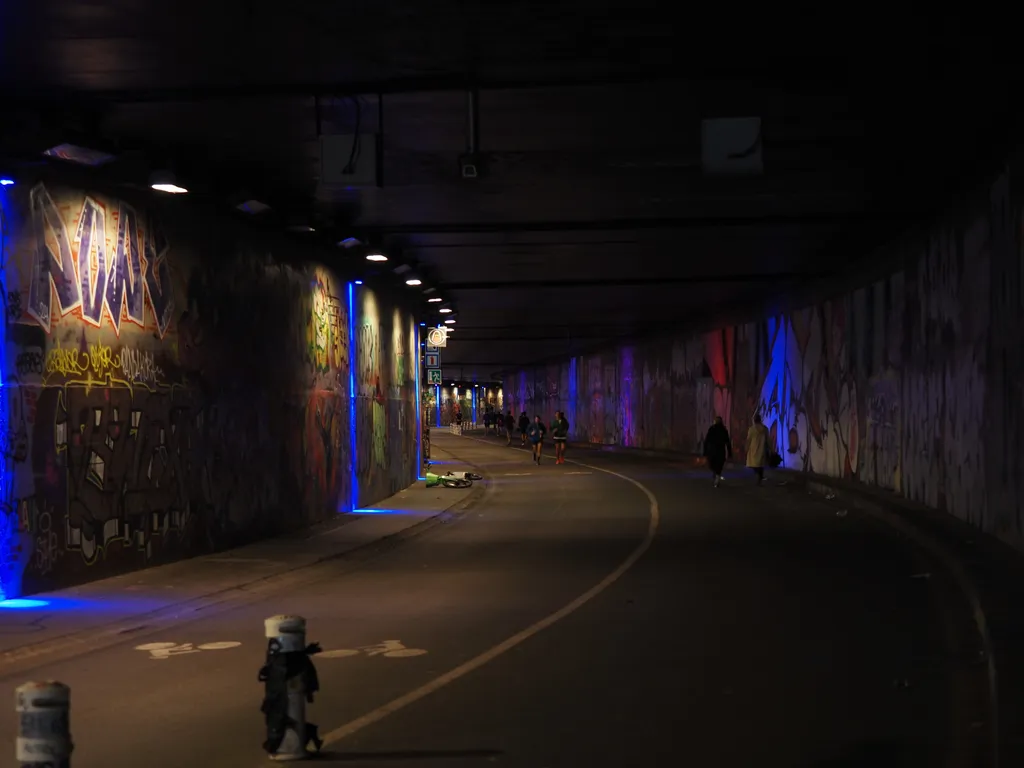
(483, 405, 775, 480)
(487, 409, 570, 465)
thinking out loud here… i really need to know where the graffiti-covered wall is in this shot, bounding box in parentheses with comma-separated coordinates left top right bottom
(0, 181, 418, 598)
(353, 289, 417, 507)
(506, 170, 1024, 547)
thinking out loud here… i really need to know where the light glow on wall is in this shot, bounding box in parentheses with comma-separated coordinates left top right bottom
(347, 282, 358, 513)
(0, 598, 48, 609)
(0, 187, 11, 599)
(568, 357, 579, 438)
(416, 323, 425, 479)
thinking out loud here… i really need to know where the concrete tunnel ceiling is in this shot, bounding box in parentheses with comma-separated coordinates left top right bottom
(0, 3, 1016, 382)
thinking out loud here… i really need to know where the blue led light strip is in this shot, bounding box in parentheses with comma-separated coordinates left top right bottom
(435, 384, 441, 427)
(415, 323, 424, 479)
(347, 282, 358, 512)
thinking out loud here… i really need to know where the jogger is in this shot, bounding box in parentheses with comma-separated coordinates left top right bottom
(551, 410, 569, 464)
(526, 416, 546, 464)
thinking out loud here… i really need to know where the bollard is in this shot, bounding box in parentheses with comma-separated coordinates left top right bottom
(258, 615, 323, 761)
(16, 681, 72, 768)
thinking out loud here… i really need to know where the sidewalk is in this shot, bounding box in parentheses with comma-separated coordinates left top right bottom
(0, 440, 487, 673)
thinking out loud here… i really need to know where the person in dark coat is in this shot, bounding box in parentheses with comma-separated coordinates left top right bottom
(703, 416, 732, 488)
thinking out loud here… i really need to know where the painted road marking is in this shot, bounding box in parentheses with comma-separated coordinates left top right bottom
(320, 640, 427, 659)
(563, 471, 592, 475)
(135, 641, 242, 660)
(502, 472, 533, 476)
(316, 436, 660, 749)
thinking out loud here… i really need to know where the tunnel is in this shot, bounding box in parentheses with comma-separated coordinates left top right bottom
(0, 5, 1021, 766)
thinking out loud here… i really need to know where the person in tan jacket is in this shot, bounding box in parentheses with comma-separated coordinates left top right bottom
(746, 413, 770, 485)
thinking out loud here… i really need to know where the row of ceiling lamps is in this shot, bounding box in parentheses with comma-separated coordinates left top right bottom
(152, 181, 458, 326)
(365, 252, 456, 324)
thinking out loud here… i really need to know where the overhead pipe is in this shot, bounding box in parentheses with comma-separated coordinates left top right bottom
(434, 272, 831, 290)
(352, 210, 916, 236)
(466, 89, 479, 156)
(1, 65, 850, 106)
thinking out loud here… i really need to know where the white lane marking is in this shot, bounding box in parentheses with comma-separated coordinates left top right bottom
(135, 641, 241, 659)
(501, 472, 533, 476)
(563, 471, 592, 475)
(317, 435, 660, 748)
(320, 640, 428, 659)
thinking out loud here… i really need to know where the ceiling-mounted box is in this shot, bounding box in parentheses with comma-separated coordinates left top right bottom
(320, 133, 381, 187)
(459, 152, 482, 179)
(701, 117, 763, 176)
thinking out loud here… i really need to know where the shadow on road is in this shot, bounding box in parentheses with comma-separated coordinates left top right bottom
(315, 748, 504, 762)
(805, 740, 925, 767)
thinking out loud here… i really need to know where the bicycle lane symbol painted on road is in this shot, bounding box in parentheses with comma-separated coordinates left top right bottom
(319, 640, 427, 659)
(134, 641, 242, 660)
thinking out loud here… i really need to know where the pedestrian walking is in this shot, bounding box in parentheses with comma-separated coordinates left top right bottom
(703, 415, 732, 487)
(746, 413, 770, 485)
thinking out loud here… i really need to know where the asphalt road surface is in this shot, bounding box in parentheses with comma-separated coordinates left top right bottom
(0, 433, 969, 767)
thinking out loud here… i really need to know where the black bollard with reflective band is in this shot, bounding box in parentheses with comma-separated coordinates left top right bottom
(259, 615, 324, 760)
(16, 681, 73, 768)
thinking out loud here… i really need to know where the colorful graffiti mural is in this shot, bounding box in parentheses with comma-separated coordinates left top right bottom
(505, 171, 1024, 546)
(353, 290, 417, 507)
(0, 183, 418, 598)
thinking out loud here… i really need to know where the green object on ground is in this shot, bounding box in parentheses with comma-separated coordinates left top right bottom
(425, 472, 440, 487)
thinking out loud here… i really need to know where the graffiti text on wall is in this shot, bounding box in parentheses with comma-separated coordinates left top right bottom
(25, 184, 175, 338)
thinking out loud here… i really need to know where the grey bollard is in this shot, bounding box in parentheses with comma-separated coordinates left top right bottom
(260, 615, 322, 761)
(16, 681, 72, 768)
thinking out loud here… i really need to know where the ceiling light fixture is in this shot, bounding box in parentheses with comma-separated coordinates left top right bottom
(150, 170, 188, 194)
(444, 318, 456, 324)
(151, 182, 188, 194)
(406, 278, 422, 286)
(0, 178, 13, 187)
(43, 143, 115, 167)
(338, 237, 362, 249)
(427, 297, 442, 303)
(354, 280, 363, 285)
(236, 199, 271, 215)
(287, 224, 316, 233)
(366, 253, 388, 262)
(439, 307, 453, 314)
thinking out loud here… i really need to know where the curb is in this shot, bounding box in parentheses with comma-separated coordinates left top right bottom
(0, 444, 491, 677)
